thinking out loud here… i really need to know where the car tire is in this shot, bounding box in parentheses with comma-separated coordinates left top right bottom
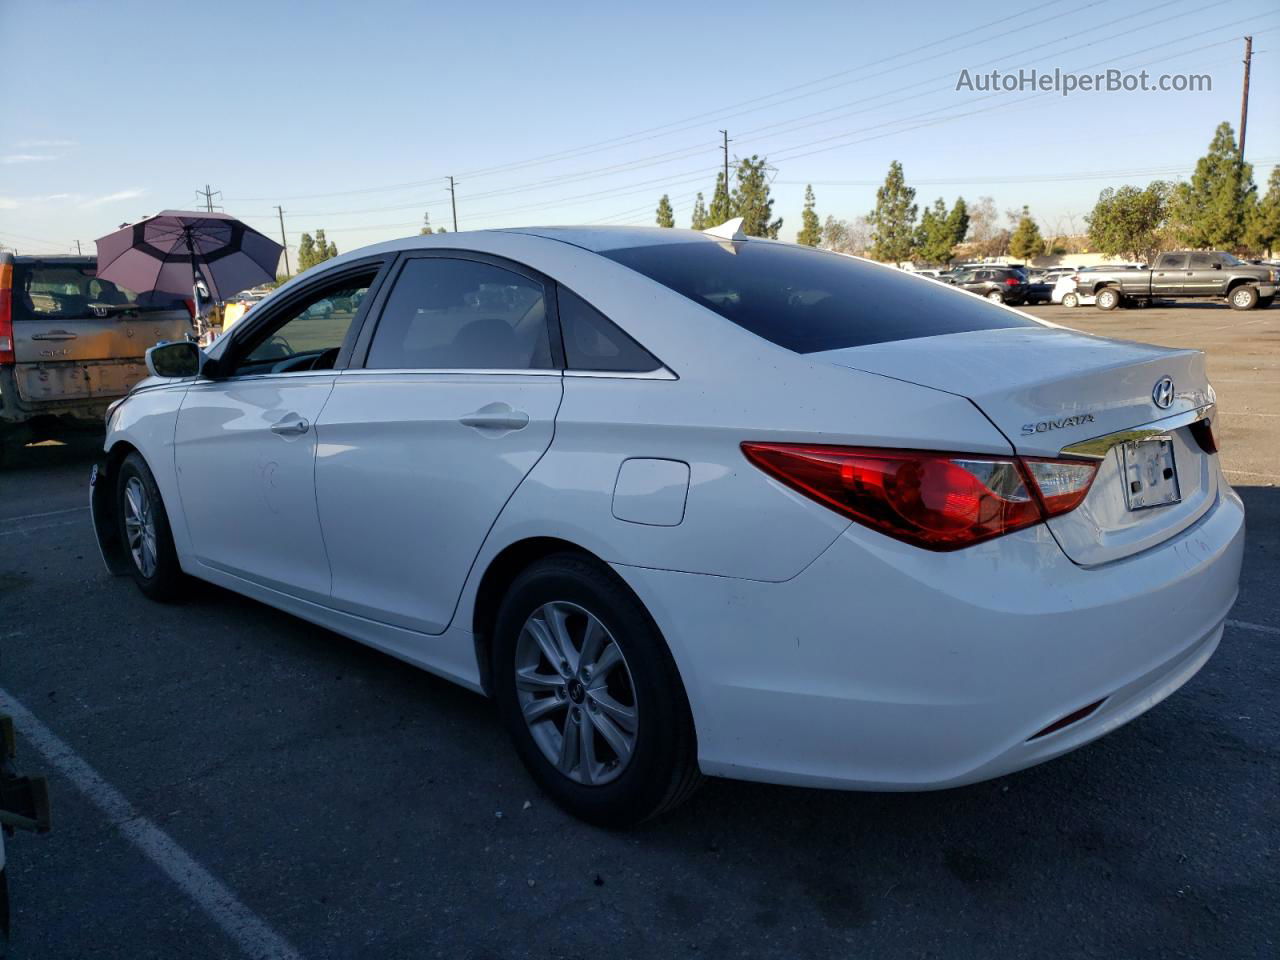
(985, 290, 1004, 303)
(492, 552, 701, 827)
(115, 452, 185, 602)
(1061, 292, 1079, 308)
(1096, 287, 1121, 311)
(1229, 285, 1260, 310)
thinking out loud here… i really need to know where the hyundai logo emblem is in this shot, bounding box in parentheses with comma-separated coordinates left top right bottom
(1152, 376, 1175, 410)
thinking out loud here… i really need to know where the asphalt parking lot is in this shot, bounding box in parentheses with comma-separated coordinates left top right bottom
(1, 302, 1276, 960)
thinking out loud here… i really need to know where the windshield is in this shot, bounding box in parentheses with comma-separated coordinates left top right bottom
(13, 261, 188, 321)
(601, 241, 1037, 353)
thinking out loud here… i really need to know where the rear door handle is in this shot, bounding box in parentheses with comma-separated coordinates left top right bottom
(459, 402, 529, 432)
(270, 416, 310, 436)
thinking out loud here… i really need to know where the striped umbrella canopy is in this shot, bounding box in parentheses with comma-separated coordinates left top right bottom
(94, 210, 283, 302)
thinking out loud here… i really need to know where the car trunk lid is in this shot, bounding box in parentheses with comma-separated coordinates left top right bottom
(814, 325, 1219, 565)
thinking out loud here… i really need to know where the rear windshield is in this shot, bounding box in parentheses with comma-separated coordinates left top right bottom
(600, 241, 1037, 353)
(12, 261, 187, 322)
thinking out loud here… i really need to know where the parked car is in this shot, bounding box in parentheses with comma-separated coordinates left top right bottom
(0, 254, 193, 462)
(1052, 273, 1094, 308)
(90, 227, 1244, 826)
(1078, 251, 1278, 310)
(943, 266, 1028, 304)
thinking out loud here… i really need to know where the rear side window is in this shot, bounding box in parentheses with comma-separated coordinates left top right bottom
(367, 258, 553, 370)
(557, 287, 660, 373)
(600, 242, 1036, 354)
(12, 260, 186, 322)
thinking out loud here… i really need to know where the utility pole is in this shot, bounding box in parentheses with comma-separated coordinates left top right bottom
(195, 184, 222, 212)
(74, 240, 82, 255)
(1239, 36, 1253, 160)
(719, 129, 732, 193)
(447, 176, 459, 232)
(275, 206, 290, 275)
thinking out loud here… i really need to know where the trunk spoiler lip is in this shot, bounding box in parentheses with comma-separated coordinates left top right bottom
(1059, 403, 1215, 461)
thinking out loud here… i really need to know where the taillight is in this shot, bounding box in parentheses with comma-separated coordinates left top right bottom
(1189, 418, 1218, 455)
(1004, 276, 1019, 286)
(0, 261, 14, 364)
(741, 443, 1098, 551)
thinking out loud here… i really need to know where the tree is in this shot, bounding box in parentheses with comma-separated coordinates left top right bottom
(420, 212, 433, 235)
(690, 192, 709, 231)
(821, 215, 870, 255)
(1244, 166, 1280, 256)
(315, 229, 337, 263)
(915, 197, 958, 264)
(966, 195, 1007, 258)
(946, 196, 970, 249)
(707, 171, 733, 225)
(297, 233, 317, 272)
(867, 160, 917, 262)
(655, 194, 675, 228)
(732, 156, 782, 238)
(1086, 182, 1172, 263)
(1169, 122, 1256, 249)
(1008, 206, 1046, 260)
(797, 185, 821, 246)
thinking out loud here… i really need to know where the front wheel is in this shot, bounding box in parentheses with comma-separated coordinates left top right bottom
(115, 452, 185, 601)
(1229, 285, 1260, 310)
(492, 554, 701, 827)
(1061, 292, 1079, 308)
(1095, 287, 1121, 311)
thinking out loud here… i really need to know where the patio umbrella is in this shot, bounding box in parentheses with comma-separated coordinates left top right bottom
(94, 210, 283, 330)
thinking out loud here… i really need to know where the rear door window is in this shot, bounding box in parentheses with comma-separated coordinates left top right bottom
(601, 241, 1036, 354)
(366, 257, 553, 370)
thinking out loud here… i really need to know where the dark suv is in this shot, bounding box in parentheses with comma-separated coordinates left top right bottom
(943, 267, 1027, 305)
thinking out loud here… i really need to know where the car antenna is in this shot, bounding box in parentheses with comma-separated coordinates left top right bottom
(702, 217, 747, 241)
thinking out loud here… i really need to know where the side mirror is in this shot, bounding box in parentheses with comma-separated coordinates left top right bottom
(146, 340, 205, 379)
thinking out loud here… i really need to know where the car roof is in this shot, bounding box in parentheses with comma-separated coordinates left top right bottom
(497, 226, 735, 253)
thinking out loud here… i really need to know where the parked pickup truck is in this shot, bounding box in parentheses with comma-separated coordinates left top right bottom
(1077, 251, 1278, 311)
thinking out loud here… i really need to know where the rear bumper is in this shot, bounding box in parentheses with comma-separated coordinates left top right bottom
(615, 486, 1245, 790)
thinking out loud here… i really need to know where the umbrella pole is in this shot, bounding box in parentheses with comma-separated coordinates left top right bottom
(185, 230, 204, 343)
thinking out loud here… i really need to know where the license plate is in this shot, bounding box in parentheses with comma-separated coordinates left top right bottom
(1120, 436, 1180, 510)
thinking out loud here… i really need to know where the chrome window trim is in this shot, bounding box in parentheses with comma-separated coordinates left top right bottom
(564, 367, 677, 381)
(186, 369, 339, 388)
(1059, 404, 1214, 460)
(339, 367, 562, 378)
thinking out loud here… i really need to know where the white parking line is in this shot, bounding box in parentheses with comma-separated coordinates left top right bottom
(1226, 619, 1280, 637)
(0, 689, 304, 960)
(0, 518, 85, 538)
(0, 506, 88, 524)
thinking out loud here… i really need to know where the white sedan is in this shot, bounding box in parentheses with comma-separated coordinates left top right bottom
(90, 225, 1245, 825)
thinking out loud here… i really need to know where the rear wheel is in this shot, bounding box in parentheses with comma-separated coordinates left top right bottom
(1061, 292, 1079, 308)
(1096, 287, 1121, 311)
(985, 290, 1004, 303)
(492, 553, 701, 827)
(115, 452, 185, 601)
(1229, 285, 1260, 310)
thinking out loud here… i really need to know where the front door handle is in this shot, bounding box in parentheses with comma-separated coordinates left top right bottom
(459, 402, 530, 432)
(270, 416, 310, 436)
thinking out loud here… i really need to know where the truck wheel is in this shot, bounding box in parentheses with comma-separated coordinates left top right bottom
(1061, 292, 1079, 309)
(1229, 285, 1260, 310)
(1096, 287, 1121, 311)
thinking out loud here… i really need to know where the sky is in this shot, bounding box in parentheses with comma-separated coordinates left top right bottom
(2, 0, 1277, 264)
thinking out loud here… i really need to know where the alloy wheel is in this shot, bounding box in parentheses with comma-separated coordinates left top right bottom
(123, 476, 158, 578)
(514, 601, 638, 786)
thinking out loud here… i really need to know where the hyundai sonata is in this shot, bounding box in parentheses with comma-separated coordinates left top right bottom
(90, 223, 1245, 825)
